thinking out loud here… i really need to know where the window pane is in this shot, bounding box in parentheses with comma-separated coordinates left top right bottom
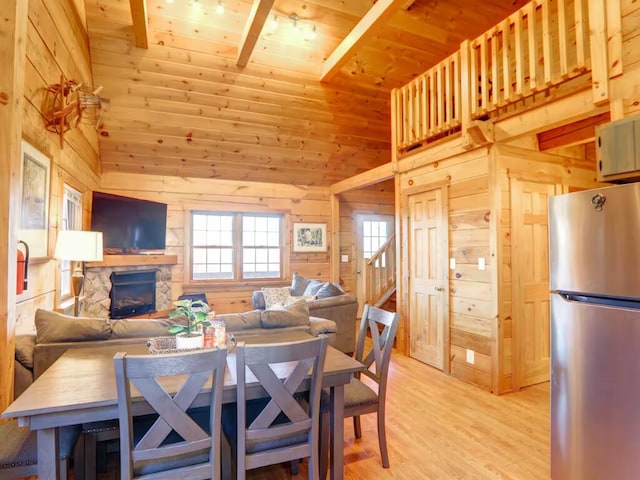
(192, 212, 281, 281)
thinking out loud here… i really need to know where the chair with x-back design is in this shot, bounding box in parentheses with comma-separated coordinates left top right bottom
(113, 347, 227, 480)
(223, 335, 328, 480)
(343, 304, 400, 468)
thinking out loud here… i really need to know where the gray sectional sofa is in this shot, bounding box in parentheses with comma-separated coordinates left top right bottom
(252, 274, 358, 355)
(14, 305, 337, 400)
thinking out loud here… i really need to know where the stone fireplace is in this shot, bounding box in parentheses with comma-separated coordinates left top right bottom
(82, 259, 174, 319)
(109, 269, 157, 319)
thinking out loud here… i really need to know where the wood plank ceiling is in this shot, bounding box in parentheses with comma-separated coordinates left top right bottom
(86, 0, 528, 186)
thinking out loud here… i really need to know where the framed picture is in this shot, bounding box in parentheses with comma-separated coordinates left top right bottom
(293, 222, 327, 252)
(19, 140, 51, 260)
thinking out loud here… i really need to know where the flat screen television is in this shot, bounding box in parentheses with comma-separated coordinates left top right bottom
(91, 192, 167, 253)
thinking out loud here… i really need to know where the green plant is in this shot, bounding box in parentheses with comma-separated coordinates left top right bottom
(167, 299, 212, 335)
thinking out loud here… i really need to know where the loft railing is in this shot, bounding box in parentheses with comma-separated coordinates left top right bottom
(394, 52, 461, 150)
(392, 0, 608, 152)
(365, 234, 396, 307)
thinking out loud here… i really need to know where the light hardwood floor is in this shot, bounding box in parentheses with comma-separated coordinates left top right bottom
(249, 350, 550, 480)
(92, 348, 550, 480)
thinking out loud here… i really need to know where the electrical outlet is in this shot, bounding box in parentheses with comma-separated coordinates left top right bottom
(466, 349, 475, 364)
(450, 258, 456, 270)
(341, 254, 349, 263)
(478, 257, 486, 270)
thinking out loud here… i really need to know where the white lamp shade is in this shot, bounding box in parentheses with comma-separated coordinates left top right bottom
(54, 230, 104, 262)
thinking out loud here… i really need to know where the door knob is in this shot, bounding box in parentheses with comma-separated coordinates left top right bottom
(433, 286, 444, 292)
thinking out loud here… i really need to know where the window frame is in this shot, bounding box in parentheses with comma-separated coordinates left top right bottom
(59, 183, 83, 302)
(185, 209, 288, 286)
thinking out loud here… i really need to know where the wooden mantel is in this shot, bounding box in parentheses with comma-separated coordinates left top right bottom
(86, 254, 178, 268)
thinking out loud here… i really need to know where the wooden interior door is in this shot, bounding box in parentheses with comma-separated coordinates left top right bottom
(407, 187, 448, 370)
(511, 178, 559, 388)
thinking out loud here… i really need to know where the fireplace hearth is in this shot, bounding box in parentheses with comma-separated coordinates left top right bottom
(110, 269, 157, 319)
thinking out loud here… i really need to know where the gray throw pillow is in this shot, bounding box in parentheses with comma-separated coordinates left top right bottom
(291, 272, 311, 297)
(217, 310, 262, 332)
(15, 335, 36, 369)
(261, 300, 310, 329)
(35, 309, 112, 344)
(110, 318, 182, 338)
(303, 280, 324, 297)
(316, 282, 345, 299)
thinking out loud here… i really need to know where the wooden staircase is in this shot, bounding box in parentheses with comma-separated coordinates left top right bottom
(365, 234, 396, 310)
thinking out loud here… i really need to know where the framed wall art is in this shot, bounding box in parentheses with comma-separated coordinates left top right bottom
(19, 140, 51, 260)
(293, 222, 327, 252)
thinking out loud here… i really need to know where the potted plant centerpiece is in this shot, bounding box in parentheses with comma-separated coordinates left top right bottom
(168, 298, 212, 350)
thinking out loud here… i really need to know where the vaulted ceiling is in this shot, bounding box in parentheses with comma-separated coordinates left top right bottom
(86, 0, 528, 186)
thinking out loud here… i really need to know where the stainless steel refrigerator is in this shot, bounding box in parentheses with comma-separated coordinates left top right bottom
(549, 182, 640, 479)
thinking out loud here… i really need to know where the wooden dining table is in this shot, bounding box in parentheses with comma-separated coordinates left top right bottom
(2, 333, 364, 480)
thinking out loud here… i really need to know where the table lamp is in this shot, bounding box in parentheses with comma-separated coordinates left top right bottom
(54, 230, 103, 316)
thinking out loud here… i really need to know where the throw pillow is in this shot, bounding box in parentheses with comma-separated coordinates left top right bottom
(261, 300, 310, 329)
(316, 282, 345, 299)
(286, 295, 316, 305)
(262, 286, 292, 309)
(35, 309, 112, 344)
(110, 318, 181, 339)
(216, 310, 262, 331)
(291, 272, 311, 297)
(14, 335, 36, 369)
(302, 279, 324, 297)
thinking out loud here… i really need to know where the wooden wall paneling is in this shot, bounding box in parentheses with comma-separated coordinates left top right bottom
(0, 0, 28, 410)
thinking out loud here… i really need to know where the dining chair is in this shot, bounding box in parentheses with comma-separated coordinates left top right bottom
(344, 304, 400, 468)
(0, 420, 80, 480)
(224, 335, 328, 480)
(113, 347, 227, 480)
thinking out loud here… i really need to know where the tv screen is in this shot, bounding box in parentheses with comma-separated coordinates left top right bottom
(91, 192, 167, 253)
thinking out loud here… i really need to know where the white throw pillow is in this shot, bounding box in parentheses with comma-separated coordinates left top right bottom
(262, 286, 291, 309)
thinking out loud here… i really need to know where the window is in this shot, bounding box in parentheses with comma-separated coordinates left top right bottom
(60, 184, 82, 299)
(191, 212, 282, 281)
(363, 220, 389, 260)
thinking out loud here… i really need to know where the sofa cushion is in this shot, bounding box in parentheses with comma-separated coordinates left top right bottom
(262, 286, 292, 309)
(261, 300, 310, 329)
(302, 280, 324, 297)
(316, 282, 345, 299)
(35, 309, 112, 344)
(110, 318, 182, 339)
(291, 272, 311, 297)
(217, 310, 262, 332)
(15, 335, 36, 369)
(308, 317, 337, 335)
(286, 295, 316, 305)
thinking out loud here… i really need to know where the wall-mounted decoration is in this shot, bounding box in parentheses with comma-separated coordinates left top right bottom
(20, 140, 51, 260)
(43, 75, 109, 147)
(293, 222, 327, 252)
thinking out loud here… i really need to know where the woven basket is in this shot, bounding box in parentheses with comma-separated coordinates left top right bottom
(147, 334, 236, 354)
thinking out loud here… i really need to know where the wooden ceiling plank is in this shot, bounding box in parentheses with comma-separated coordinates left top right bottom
(128, 0, 148, 49)
(236, 0, 275, 67)
(320, 0, 408, 82)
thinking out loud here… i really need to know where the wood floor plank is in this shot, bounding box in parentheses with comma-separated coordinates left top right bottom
(90, 348, 550, 480)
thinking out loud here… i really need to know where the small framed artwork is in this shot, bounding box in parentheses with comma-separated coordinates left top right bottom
(19, 140, 51, 260)
(293, 222, 327, 252)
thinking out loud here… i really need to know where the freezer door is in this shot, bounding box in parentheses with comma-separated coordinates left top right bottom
(551, 294, 640, 480)
(548, 183, 640, 299)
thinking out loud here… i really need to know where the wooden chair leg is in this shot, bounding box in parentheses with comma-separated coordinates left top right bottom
(377, 411, 390, 468)
(74, 434, 86, 480)
(221, 433, 233, 480)
(319, 412, 329, 480)
(83, 432, 98, 480)
(290, 459, 300, 475)
(353, 415, 362, 439)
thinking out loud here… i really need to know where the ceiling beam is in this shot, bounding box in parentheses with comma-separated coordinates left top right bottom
(236, 0, 275, 67)
(537, 111, 611, 151)
(129, 0, 149, 49)
(320, 0, 409, 82)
